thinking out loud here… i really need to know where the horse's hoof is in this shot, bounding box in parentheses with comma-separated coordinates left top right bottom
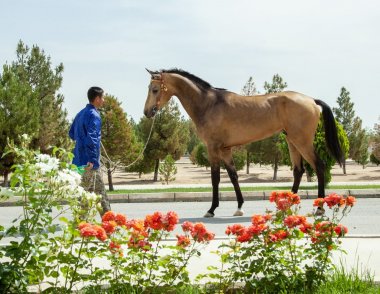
(204, 212, 215, 218)
(233, 209, 244, 216)
(314, 207, 325, 216)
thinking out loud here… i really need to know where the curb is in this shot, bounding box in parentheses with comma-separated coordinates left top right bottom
(1, 189, 380, 207)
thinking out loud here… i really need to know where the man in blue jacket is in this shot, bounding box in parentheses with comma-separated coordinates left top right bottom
(69, 86, 111, 216)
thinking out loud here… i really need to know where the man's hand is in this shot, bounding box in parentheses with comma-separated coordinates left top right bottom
(85, 162, 94, 171)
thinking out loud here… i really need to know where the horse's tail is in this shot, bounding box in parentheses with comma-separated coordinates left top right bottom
(314, 99, 343, 166)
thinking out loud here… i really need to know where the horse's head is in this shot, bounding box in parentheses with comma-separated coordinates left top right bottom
(144, 69, 172, 118)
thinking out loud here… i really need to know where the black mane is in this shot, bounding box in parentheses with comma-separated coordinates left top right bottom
(155, 68, 226, 91)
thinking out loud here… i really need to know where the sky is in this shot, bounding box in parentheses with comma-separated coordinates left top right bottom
(1, 0, 379, 129)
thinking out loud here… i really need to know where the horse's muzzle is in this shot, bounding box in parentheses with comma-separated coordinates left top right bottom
(144, 106, 158, 118)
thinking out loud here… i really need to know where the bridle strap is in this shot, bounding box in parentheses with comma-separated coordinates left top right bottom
(151, 73, 168, 109)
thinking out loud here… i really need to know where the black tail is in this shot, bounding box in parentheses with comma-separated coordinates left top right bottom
(314, 99, 343, 166)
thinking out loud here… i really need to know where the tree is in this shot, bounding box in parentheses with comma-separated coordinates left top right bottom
(0, 41, 70, 186)
(100, 95, 141, 190)
(349, 117, 369, 168)
(241, 76, 259, 174)
(137, 100, 189, 181)
(159, 154, 177, 184)
(11, 41, 70, 153)
(262, 74, 288, 180)
(333, 87, 357, 174)
(186, 120, 200, 155)
(279, 119, 349, 184)
(370, 117, 380, 161)
(191, 143, 210, 169)
(370, 153, 380, 166)
(0, 65, 39, 186)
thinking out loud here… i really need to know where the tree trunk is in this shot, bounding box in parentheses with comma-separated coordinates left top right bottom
(246, 151, 250, 174)
(273, 160, 278, 181)
(3, 171, 9, 187)
(107, 168, 114, 191)
(153, 159, 160, 181)
(342, 158, 347, 174)
(306, 169, 312, 182)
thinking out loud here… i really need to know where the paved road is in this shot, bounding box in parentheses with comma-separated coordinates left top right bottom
(1, 198, 380, 237)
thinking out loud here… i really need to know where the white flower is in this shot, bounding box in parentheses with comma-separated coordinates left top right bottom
(35, 154, 60, 174)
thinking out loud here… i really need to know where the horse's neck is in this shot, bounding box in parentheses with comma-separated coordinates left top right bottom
(166, 75, 209, 124)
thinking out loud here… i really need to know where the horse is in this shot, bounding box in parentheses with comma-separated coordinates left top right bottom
(143, 68, 343, 217)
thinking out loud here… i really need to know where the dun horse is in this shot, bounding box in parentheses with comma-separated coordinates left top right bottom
(144, 69, 343, 217)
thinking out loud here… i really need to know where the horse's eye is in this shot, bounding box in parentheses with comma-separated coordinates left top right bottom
(152, 89, 159, 94)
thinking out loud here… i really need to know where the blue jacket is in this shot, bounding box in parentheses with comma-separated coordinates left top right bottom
(69, 104, 102, 169)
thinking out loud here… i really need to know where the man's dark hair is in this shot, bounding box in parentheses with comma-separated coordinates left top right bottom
(87, 86, 104, 103)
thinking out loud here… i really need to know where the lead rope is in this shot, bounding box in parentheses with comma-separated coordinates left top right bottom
(100, 114, 157, 170)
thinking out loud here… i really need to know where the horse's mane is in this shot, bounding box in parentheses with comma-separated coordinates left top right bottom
(155, 68, 226, 91)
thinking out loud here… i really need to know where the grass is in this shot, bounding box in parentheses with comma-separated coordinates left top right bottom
(107, 184, 380, 194)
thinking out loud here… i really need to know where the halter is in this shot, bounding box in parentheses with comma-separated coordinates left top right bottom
(150, 73, 168, 113)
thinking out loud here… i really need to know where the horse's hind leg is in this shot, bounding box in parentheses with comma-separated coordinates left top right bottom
(286, 139, 305, 193)
(293, 142, 326, 198)
(221, 148, 244, 216)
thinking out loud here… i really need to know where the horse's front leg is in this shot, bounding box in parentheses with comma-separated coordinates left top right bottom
(222, 149, 244, 216)
(225, 163, 244, 216)
(204, 162, 220, 217)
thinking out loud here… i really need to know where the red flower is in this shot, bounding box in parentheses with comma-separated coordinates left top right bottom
(78, 222, 91, 230)
(315, 221, 333, 233)
(80, 225, 98, 238)
(236, 229, 252, 243)
(94, 225, 107, 241)
(182, 221, 194, 232)
(251, 215, 266, 225)
(102, 221, 117, 234)
(247, 224, 267, 236)
(313, 198, 325, 207)
(145, 212, 164, 230)
(277, 198, 291, 211)
(226, 224, 245, 236)
(299, 222, 313, 234)
(80, 224, 107, 241)
(102, 211, 117, 222)
(284, 215, 306, 228)
(109, 241, 122, 255)
(345, 196, 356, 207)
(269, 230, 288, 242)
(324, 193, 344, 208)
(126, 219, 145, 232)
(191, 222, 215, 242)
(270, 191, 300, 210)
(162, 211, 179, 231)
(176, 234, 191, 248)
(334, 224, 348, 236)
(115, 213, 127, 226)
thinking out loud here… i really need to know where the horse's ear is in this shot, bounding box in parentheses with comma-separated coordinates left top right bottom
(146, 68, 154, 76)
(146, 68, 161, 80)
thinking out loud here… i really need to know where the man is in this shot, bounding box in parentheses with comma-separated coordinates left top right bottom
(69, 86, 111, 216)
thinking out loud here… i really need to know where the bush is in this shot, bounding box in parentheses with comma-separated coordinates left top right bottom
(0, 136, 361, 293)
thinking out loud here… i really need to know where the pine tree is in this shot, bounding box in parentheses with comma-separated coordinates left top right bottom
(241, 76, 259, 174)
(159, 154, 177, 185)
(137, 100, 189, 181)
(0, 65, 39, 185)
(262, 74, 288, 180)
(332, 87, 357, 174)
(372, 117, 380, 160)
(100, 95, 141, 190)
(11, 41, 70, 153)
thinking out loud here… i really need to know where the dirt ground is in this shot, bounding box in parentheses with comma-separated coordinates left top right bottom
(107, 157, 380, 186)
